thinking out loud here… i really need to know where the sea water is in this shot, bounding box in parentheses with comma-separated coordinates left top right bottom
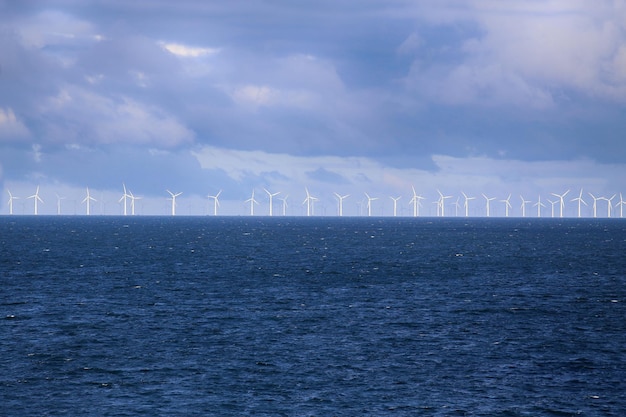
(1, 216, 625, 416)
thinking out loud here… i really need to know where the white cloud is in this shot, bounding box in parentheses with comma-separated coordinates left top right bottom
(405, 0, 626, 105)
(159, 42, 220, 58)
(0, 108, 30, 140)
(16, 10, 97, 49)
(39, 86, 194, 147)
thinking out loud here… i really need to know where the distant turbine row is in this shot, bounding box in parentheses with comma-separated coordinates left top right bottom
(4, 186, 626, 218)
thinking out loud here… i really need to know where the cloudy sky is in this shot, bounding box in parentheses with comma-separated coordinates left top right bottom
(1, 0, 625, 216)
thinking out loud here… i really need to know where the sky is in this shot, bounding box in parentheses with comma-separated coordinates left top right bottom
(1, 0, 626, 217)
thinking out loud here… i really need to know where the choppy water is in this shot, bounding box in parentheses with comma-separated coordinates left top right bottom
(1, 216, 626, 416)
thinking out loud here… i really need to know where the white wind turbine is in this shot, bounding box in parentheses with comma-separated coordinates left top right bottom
(279, 195, 288, 216)
(520, 195, 531, 218)
(588, 192, 600, 218)
(129, 190, 142, 215)
(602, 194, 616, 218)
(548, 199, 557, 218)
(207, 190, 221, 216)
(119, 184, 131, 216)
(452, 197, 462, 217)
(571, 189, 587, 218)
(390, 196, 402, 217)
(618, 193, 625, 218)
(264, 188, 280, 216)
(409, 186, 424, 217)
(302, 188, 317, 216)
(462, 192, 475, 217)
(437, 190, 452, 217)
(482, 193, 496, 217)
(167, 190, 182, 216)
(6, 190, 19, 215)
(551, 189, 570, 218)
(364, 192, 378, 217)
(82, 187, 97, 215)
(500, 194, 512, 217)
(334, 193, 350, 217)
(245, 189, 259, 216)
(27, 186, 43, 215)
(55, 194, 66, 215)
(533, 195, 546, 217)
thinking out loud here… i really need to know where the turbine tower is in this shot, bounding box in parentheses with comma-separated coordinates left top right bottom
(533, 195, 546, 217)
(264, 188, 280, 216)
(602, 194, 616, 218)
(482, 193, 496, 217)
(167, 190, 182, 216)
(129, 190, 142, 215)
(520, 195, 531, 218)
(551, 189, 570, 218)
(334, 193, 349, 217)
(588, 192, 600, 218)
(462, 192, 475, 217)
(302, 188, 317, 216)
(279, 195, 288, 216)
(500, 194, 512, 217)
(364, 192, 378, 217)
(437, 190, 452, 217)
(409, 186, 424, 217)
(245, 190, 259, 216)
(119, 184, 131, 216)
(82, 187, 97, 215)
(6, 190, 19, 215)
(55, 194, 65, 215)
(618, 193, 625, 218)
(207, 190, 221, 216)
(571, 189, 587, 218)
(390, 196, 402, 217)
(27, 186, 43, 215)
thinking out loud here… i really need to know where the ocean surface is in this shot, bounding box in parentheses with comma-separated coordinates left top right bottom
(1, 216, 625, 416)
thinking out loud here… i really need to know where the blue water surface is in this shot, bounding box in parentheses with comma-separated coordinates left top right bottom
(1, 217, 626, 416)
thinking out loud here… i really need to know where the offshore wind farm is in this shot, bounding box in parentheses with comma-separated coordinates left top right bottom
(3, 184, 626, 218)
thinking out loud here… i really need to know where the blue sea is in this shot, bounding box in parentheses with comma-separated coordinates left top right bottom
(1, 216, 625, 416)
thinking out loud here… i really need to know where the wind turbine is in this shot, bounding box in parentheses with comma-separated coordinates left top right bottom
(279, 195, 288, 216)
(82, 187, 97, 215)
(390, 196, 402, 217)
(482, 193, 496, 217)
(364, 192, 378, 217)
(520, 195, 531, 218)
(6, 190, 19, 215)
(264, 188, 280, 216)
(129, 190, 142, 215)
(119, 184, 131, 216)
(462, 192, 475, 217)
(27, 186, 43, 215)
(548, 199, 557, 218)
(571, 189, 587, 218)
(602, 194, 616, 218)
(302, 188, 317, 216)
(551, 189, 570, 218)
(588, 192, 600, 218)
(500, 194, 512, 217)
(533, 195, 546, 217)
(167, 190, 182, 216)
(453, 197, 461, 217)
(618, 193, 625, 218)
(55, 194, 65, 215)
(437, 190, 452, 217)
(245, 190, 259, 216)
(207, 190, 221, 216)
(334, 193, 350, 217)
(409, 186, 424, 217)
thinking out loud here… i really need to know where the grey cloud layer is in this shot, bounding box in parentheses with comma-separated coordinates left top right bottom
(1, 0, 625, 195)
